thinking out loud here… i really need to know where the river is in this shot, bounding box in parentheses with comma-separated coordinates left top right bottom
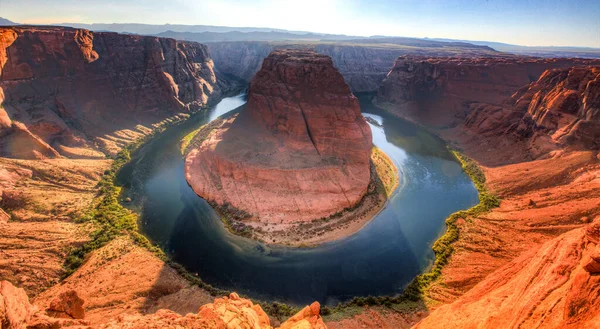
(118, 94, 479, 306)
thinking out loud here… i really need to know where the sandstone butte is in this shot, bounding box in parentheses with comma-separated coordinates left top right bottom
(0, 279, 327, 329)
(0, 26, 223, 159)
(185, 49, 373, 223)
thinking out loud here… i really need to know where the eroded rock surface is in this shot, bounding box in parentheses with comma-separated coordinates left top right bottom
(185, 49, 372, 223)
(464, 66, 600, 158)
(375, 56, 600, 127)
(0, 26, 223, 159)
(0, 279, 326, 329)
(415, 220, 600, 329)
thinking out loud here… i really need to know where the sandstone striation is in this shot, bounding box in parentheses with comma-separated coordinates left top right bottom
(464, 66, 600, 158)
(0, 280, 35, 329)
(375, 56, 600, 127)
(0, 26, 223, 159)
(185, 49, 372, 224)
(415, 220, 600, 329)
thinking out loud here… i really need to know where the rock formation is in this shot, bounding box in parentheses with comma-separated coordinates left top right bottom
(0, 280, 35, 329)
(0, 26, 223, 159)
(46, 290, 86, 319)
(375, 56, 600, 127)
(185, 49, 372, 223)
(0, 280, 327, 328)
(415, 219, 600, 329)
(464, 66, 600, 157)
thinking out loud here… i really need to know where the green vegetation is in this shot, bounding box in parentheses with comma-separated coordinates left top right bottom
(180, 114, 233, 155)
(402, 150, 500, 300)
(180, 127, 201, 154)
(261, 302, 299, 320)
(371, 146, 399, 196)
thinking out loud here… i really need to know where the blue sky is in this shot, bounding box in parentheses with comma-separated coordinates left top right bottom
(2, 0, 599, 47)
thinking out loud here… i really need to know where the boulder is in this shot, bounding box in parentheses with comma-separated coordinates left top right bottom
(46, 290, 85, 319)
(0, 281, 34, 329)
(280, 302, 327, 329)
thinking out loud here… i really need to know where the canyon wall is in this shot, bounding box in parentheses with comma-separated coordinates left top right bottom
(207, 41, 274, 83)
(375, 56, 600, 127)
(185, 49, 372, 223)
(0, 26, 224, 159)
(464, 66, 600, 157)
(394, 62, 600, 328)
(207, 41, 502, 94)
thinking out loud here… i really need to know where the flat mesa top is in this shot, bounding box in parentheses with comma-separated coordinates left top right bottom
(264, 49, 333, 64)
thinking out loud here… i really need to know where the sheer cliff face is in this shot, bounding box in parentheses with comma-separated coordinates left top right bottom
(464, 66, 600, 156)
(209, 41, 502, 94)
(243, 50, 372, 161)
(208, 42, 406, 93)
(207, 41, 274, 83)
(185, 49, 372, 223)
(375, 56, 600, 127)
(314, 45, 413, 93)
(0, 26, 221, 159)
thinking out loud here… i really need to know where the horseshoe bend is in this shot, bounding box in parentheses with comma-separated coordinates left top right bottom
(183, 49, 398, 245)
(2, 4, 600, 329)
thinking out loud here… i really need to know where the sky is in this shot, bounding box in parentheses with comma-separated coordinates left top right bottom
(2, 0, 599, 47)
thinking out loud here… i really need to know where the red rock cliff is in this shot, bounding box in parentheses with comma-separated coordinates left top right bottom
(375, 56, 600, 127)
(464, 66, 600, 158)
(185, 49, 372, 223)
(0, 26, 222, 159)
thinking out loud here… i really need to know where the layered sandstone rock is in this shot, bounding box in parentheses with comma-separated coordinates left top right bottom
(464, 66, 600, 158)
(415, 219, 600, 329)
(375, 56, 600, 127)
(279, 302, 327, 329)
(185, 49, 372, 223)
(0, 26, 223, 159)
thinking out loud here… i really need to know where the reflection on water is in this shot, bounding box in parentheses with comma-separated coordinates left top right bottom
(119, 94, 479, 305)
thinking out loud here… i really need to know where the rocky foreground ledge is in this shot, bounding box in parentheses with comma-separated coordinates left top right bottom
(184, 49, 394, 245)
(0, 280, 326, 328)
